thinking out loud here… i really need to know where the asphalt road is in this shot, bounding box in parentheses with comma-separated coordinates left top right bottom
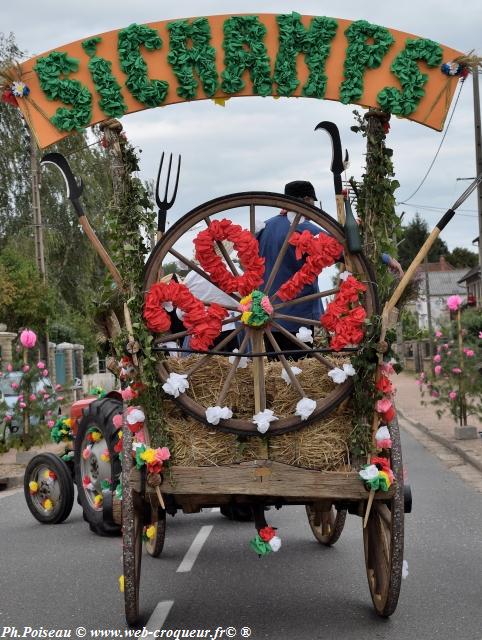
(1, 423, 481, 640)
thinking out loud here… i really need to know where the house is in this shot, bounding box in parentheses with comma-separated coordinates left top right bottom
(458, 264, 481, 308)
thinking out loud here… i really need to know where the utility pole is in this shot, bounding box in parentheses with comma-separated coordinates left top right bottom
(473, 70, 482, 279)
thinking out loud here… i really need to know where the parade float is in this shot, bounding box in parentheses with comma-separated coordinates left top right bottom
(2, 12, 480, 624)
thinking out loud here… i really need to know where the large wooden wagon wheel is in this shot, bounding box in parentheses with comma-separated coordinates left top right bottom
(363, 418, 404, 617)
(144, 192, 379, 435)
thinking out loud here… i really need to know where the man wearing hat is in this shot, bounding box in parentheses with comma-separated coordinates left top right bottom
(257, 180, 329, 359)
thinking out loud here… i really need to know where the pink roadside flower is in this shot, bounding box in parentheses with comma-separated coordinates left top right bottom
(6, 363, 13, 372)
(47, 420, 55, 428)
(479, 331, 482, 339)
(20, 329, 37, 349)
(448, 391, 457, 400)
(447, 295, 463, 311)
(431, 391, 439, 398)
(452, 367, 462, 374)
(55, 384, 62, 391)
(465, 349, 475, 357)
(433, 354, 441, 363)
(19, 402, 26, 409)
(37, 361, 45, 369)
(42, 369, 49, 377)
(434, 365, 442, 375)
(22, 364, 30, 373)
(435, 330, 442, 338)
(11, 382, 19, 390)
(443, 343, 449, 350)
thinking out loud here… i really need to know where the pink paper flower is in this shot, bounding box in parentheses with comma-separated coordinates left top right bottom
(433, 354, 441, 363)
(435, 330, 442, 338)
(112, 414, 123, 428)
(376, 398, 392, 413)
(37, 361, 45, 369)
(260, 295, 273, 315)
(381, 362, 395, 376)
(20, 329, 37, 349)
(434, 365, 442, 375)
(448, 391, 457, 400)
(155, 447, 171, 462)
(447, 295, 463, 311)
(47, 420, 55, 428)
(22, 365, 30, 373)
(121, 386, 136, 401)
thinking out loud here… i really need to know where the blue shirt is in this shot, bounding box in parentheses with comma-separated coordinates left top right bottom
(257, 214, 324, 332)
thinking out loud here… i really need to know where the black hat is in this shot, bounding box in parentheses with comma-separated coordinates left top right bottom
(284, 180, 317, 200)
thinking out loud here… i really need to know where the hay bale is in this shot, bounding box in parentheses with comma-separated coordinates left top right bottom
(161, 354, 355, 470)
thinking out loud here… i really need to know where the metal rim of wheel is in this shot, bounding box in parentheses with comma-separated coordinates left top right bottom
(363, 418, 404, 617)
(28, 462, 63, 517)
(80, 429, 112, 511)
(122, 426, 143, 626)
(144, 192, 379, 436)
(305, 504, 347, 545)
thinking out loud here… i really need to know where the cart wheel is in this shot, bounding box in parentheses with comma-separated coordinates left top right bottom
(24, 453, 74, 524)
(363, 418, 404, 617)
(122, 427, 143, 625)
(144, 192, 379, 436)
(305, 504, 347, 546)
(74, 397, 122, 536)
(144, 506, 166, 558)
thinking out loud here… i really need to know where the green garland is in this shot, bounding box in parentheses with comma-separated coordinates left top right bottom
(34, 51, 92, 131)
(82, 38, 128, 118)
(221, 16, 272, 96)
(340, 20, 394, 105)
(274, 13, 338, 98)
(118, 23, 169, 108)
(377, 38, 443, 116)
(167, 18, 218, 100)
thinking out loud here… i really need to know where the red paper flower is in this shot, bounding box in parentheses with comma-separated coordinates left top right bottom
(321, 276, 367, 351)
(382, 406, 396, 423)
(376, 375, 393, 395)
(259, 526, 276, 542)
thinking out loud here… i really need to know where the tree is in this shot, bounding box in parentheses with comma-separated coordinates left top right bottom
(398, 213, 448, 270)
(446, 247, 478, 269)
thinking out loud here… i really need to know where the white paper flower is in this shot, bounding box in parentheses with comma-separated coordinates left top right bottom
(328, 367, 347, 384)
(255, 219, 266, 233)
(269, 536, 282, 552)
(281, 366, 302, 385)
(162, 372, 189, 398)
(296, 326, 313, 343)
(339, 270, 352, 281)
(206, 405, 233, 425)
(162, 301, 174, 312)
(295, 397, 316, 420)
(131, 441, 144, 452)
(402, 560, 409, 579)
(375, 425, 391, 443)
(126, 408, 145, 426)
(252, 409, 278, 434)
(342, 363, 356, 377)
(359, 464, 379, 481)
(228, 349, 249, 369)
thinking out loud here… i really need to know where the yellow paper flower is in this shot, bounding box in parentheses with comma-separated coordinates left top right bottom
(43, 498, 53, 511)
(91, 431, 102, 442)
(29, 481, 39, 494)
(378, 470, 391, 488)
(64, 418, 72, 427)
(118, 575, 124, 593)
(241, 311, 253, 324)
(140, 448, 156, 464)
(100, 452, 110, 462)
(94, 494, 103, 507)
(145, 525, 156, 539)
(42, 469, 51, 479)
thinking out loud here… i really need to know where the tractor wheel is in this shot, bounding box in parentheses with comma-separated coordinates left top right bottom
(24, 453, 74, 524)
(74, 397, 123, 536)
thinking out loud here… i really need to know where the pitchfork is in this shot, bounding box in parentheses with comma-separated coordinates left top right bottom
(156, 152, 181, 241)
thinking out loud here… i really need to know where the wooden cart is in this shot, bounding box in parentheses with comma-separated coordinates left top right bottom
(118, 192, 405, 624)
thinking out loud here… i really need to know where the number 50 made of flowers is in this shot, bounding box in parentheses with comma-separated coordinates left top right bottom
(14, 14, 463, 147)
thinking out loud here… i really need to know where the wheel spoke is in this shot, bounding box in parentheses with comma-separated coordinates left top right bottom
(216, 333, 251, 406)
(264, 213, 301, 295)
(265, 329, 305, 398)
(374, 502, 392, 528)
(273, 288, 339, 311)
(249, 204, 256, 235)
(270, 320, 335, 369)
(168, 247, 241, 301)
(251, 329, 266, 413)
(204, 216, 239, 277)
(186, 325, 245, 376)
(274, 312, 324, 327)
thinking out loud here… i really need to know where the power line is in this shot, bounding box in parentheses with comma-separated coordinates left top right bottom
(400, 202, 477, 217)
(397, 79, 466, 205)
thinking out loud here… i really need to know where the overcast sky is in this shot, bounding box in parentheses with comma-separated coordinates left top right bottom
(2, 0, 481, 255)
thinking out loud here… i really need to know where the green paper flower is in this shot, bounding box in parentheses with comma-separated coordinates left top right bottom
(167, 18, 218, 100)
(82, 38, 128, 119)
(249, 534, 272, 555)
(377, 38, 443, 116)
(274, 13, 338, 98)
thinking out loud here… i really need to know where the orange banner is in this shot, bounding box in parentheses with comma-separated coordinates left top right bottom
(13, 14, 463, 148)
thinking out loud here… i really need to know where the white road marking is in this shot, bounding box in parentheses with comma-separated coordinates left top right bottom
(145, 600, 174, 632)
(177, 525, 213, 573)
(211, 507, 220, 512)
